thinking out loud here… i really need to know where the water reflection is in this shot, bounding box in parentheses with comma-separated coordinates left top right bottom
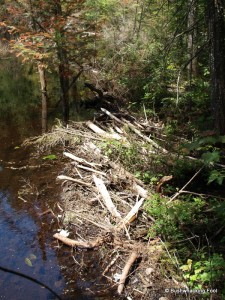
(0, 191, 65, 299)
(0, 58, 65, 299)
(0, 58, 111, 300)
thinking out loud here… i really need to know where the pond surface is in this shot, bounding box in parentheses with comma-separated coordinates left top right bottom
(0, 58, 112, 300)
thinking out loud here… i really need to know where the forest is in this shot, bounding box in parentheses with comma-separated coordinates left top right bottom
(0, 0, 225, 299)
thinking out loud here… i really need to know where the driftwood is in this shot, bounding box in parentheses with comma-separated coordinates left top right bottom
(117, 251, 139, 294)
(93, 175, 121, 218)
(53, 233, 103, 248)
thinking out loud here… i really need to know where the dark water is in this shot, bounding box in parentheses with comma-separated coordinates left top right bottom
(0, 59, 111, 300)
(0, 59, 64, 299)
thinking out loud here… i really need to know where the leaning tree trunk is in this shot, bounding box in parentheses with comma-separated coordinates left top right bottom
(207, 0, 225, 135)
(38, 63, 48, 133)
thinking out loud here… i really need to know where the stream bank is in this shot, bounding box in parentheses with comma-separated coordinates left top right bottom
(22, 110, 188, 300)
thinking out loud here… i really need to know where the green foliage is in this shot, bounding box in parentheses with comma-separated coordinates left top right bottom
(99, 139, 140, 171)
(42, 154, 57, 160)
(135, 171, 159, 185)
(144, 194, 206, 241)
(180, 253, 225, 291)
(183, 136, 225, 185)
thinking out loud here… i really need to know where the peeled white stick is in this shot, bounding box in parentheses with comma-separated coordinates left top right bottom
(57, 175, 92, 188)
(63, 152, 99, 167)
(116, 198, 144, 231)
(93, 175, 121, 218)
(87, 121, 121, 140)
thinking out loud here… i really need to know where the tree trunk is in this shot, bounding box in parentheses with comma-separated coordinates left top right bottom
(187, 0, 198, 80)
(58, 59, 70, 124)
(54, 0, 70, 124)
(38, 63, 48, 133)
(207, 0, 225, 135)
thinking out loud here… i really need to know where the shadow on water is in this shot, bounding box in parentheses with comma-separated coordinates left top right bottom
(0, 58, 107, 300)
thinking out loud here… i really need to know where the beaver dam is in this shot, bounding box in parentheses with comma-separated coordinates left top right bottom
(17, 108, 224, 300)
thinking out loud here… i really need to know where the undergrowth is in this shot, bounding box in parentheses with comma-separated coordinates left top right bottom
(99, 122, 225, 298)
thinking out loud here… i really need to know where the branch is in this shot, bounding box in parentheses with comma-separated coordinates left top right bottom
(53, 233, 103, 248)
(117, 251, 139, 294)
(167, 166, 204, 203)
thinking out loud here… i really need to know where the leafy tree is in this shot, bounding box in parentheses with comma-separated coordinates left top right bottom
(0, 0, 96, 122)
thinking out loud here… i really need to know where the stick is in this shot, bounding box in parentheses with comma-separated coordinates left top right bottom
(117, 251, 139, 294)
(57, 175, 92, 188)
(86, 121, 122, 140)
(102, 253, 120, 276)
(100, 107, 166, 152)
(116, 198, 144, 231)
(76, 164, 106, 176)
(100, 108, 123, 124)
(53, 233, 103, 248)
(93, 175, 121, 218)
(167, 166, 204, 203)
(63, 152, 101, 167)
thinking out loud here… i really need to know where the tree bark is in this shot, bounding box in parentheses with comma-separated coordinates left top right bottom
(207, 0, 225, 135)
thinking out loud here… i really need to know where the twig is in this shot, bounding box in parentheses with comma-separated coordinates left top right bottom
(102, 252, 120, 276)
(55, 127, 103, 141)
(179, 190, 225, 200)
(167, 166, 204, 203)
